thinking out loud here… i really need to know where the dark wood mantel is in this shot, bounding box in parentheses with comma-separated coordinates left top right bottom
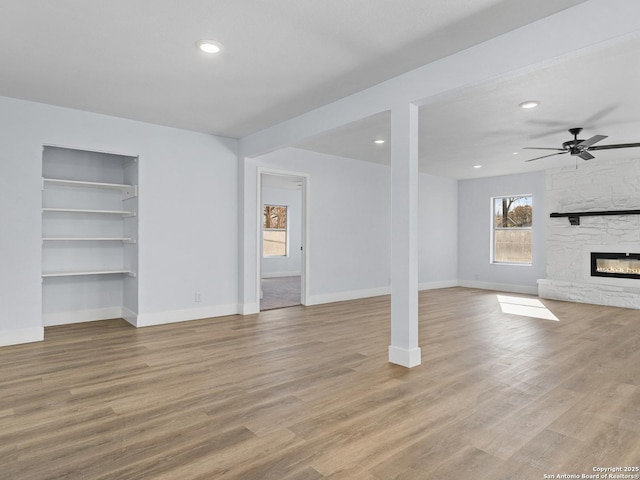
(550, 209, 640, 225)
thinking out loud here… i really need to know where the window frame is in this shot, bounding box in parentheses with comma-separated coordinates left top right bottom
(491, 195, 533, 266)
(262, 204, 289, 257)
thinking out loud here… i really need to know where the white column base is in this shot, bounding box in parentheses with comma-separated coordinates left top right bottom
(388, 345, 422, 368)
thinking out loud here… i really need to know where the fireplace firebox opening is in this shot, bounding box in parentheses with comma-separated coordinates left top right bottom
(591, 252, 640, 280)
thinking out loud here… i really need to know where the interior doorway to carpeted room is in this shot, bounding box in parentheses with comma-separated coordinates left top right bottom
(260, 275, 302, 311)
(260, 171, 306, 311)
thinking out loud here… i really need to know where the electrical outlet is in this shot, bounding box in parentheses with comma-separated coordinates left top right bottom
(195, 292, 201, 302)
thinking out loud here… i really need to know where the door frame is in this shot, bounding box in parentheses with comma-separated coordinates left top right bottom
(257, 167, 310, 308)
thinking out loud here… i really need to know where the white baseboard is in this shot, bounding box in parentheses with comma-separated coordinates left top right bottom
(0, 327, 44, 347)
(135, 304, 238, 327)
(122, 307, 138, 326)
(458, 280, 538, 295)
(306, 286, 391, 306)
(43, 307, 123, 327)
(261, 271, 301, 279)
(419, 280, 459, 291)
(388, 345, 422, 368)
(304, 281, 460, 306)
(238, 302, 260, 315)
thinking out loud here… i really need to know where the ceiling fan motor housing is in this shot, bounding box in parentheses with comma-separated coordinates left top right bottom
(563, 139, 584, 153)
(565, 127, 584, 154)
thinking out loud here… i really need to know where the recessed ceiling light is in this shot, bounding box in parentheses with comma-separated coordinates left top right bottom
(513, 152, 519, 155)
(197, 39, 223, 54)
(473, 165, 482, 169)
(519, 100, 540, 109)
(373, 139, 385, 144)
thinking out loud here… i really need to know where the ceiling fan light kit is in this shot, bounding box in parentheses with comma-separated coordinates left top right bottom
(523, 127, 640, 162)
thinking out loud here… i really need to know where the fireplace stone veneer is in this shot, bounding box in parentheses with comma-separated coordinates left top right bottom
(538, 158, 640, 310)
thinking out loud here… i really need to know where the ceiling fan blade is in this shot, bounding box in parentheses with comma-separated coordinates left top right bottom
(524, 152, 568, 162)
(526, 119, 570, 127)
(582, 105, 618, 125)
(528, 128, 569, 140)
(578, 135, 607, 148)
(578, 151, 595, 160)
(522, 147, 566, 151)
(589, 142, 640, 151)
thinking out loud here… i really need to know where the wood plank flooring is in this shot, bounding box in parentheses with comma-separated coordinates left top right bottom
(2, 287, 640, 479)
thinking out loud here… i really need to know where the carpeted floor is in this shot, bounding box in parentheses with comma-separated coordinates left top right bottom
(260, 275, 301, 311)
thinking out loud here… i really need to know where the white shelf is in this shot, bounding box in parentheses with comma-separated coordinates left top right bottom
(43, 208, 136, 217)
(42, 269, 136, 278)
(41, 146, 139, 326)
(43, 177, 137, 199)
(43, 237, 136, 243)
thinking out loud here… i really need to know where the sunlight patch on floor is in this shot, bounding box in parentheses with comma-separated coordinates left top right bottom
(496, 295, 559, 321)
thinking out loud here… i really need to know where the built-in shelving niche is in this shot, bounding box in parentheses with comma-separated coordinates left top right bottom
(42, 146, 138, 327)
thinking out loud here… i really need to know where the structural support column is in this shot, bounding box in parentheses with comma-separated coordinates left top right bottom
(388, 102, 421, 368)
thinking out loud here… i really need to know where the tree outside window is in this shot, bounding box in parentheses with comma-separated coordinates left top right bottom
(492, 196, 532, 264)
(263, 205, 287, 256)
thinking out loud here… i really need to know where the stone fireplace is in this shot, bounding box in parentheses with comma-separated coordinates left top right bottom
(537, 157, 640, 310)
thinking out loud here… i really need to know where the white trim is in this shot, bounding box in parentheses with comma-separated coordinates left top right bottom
(43, 307, 123, 326)
(490, 194, 533, 265)
(419, 280, 459, 291)
(257, 167, 310, 311)
(306, 286, 390, 306)
(256, 169, 263, 312)
(388, 345, 422, 368)
(304, 281, 460, 305)
(238, 303, 260, 315)
(122, 307, 138, 326)
(261, 271, 302, 279)
(490, 262, 533, 267)
(0, 327, 44, 347)
(43, 143, 139, 159)
(135, 304, 238, 327)
(458, 280, 537, 295)
(301, 175, 310, 306)
(263, 203, 289, 257)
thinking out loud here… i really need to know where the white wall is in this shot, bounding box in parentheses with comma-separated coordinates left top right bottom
(261, 185, 302, 277)
(249, 148, 391, 304)
(457, 171, 546, 294)
(0, 95, 238, 344)
(419, 173, 458, 289)
(0, 94, 464, 347)
(245, 147, 459, 306)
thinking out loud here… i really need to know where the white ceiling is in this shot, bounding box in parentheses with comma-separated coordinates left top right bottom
(1, 0, 582, 138)
(296, 33, 640, 179)
(6, 1, 640, 180)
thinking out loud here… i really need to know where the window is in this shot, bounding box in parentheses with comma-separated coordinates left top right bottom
(492, 195, 532, 264)
(263, 205, 287, 256)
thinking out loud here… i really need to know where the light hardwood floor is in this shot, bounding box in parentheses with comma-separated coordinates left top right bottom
(2, 287, 640, 479)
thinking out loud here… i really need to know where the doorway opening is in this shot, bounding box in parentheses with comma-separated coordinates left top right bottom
(259, 171, 308, 311)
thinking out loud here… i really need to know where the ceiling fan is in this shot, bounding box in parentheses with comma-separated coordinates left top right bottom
(523, 127, 640, 162)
